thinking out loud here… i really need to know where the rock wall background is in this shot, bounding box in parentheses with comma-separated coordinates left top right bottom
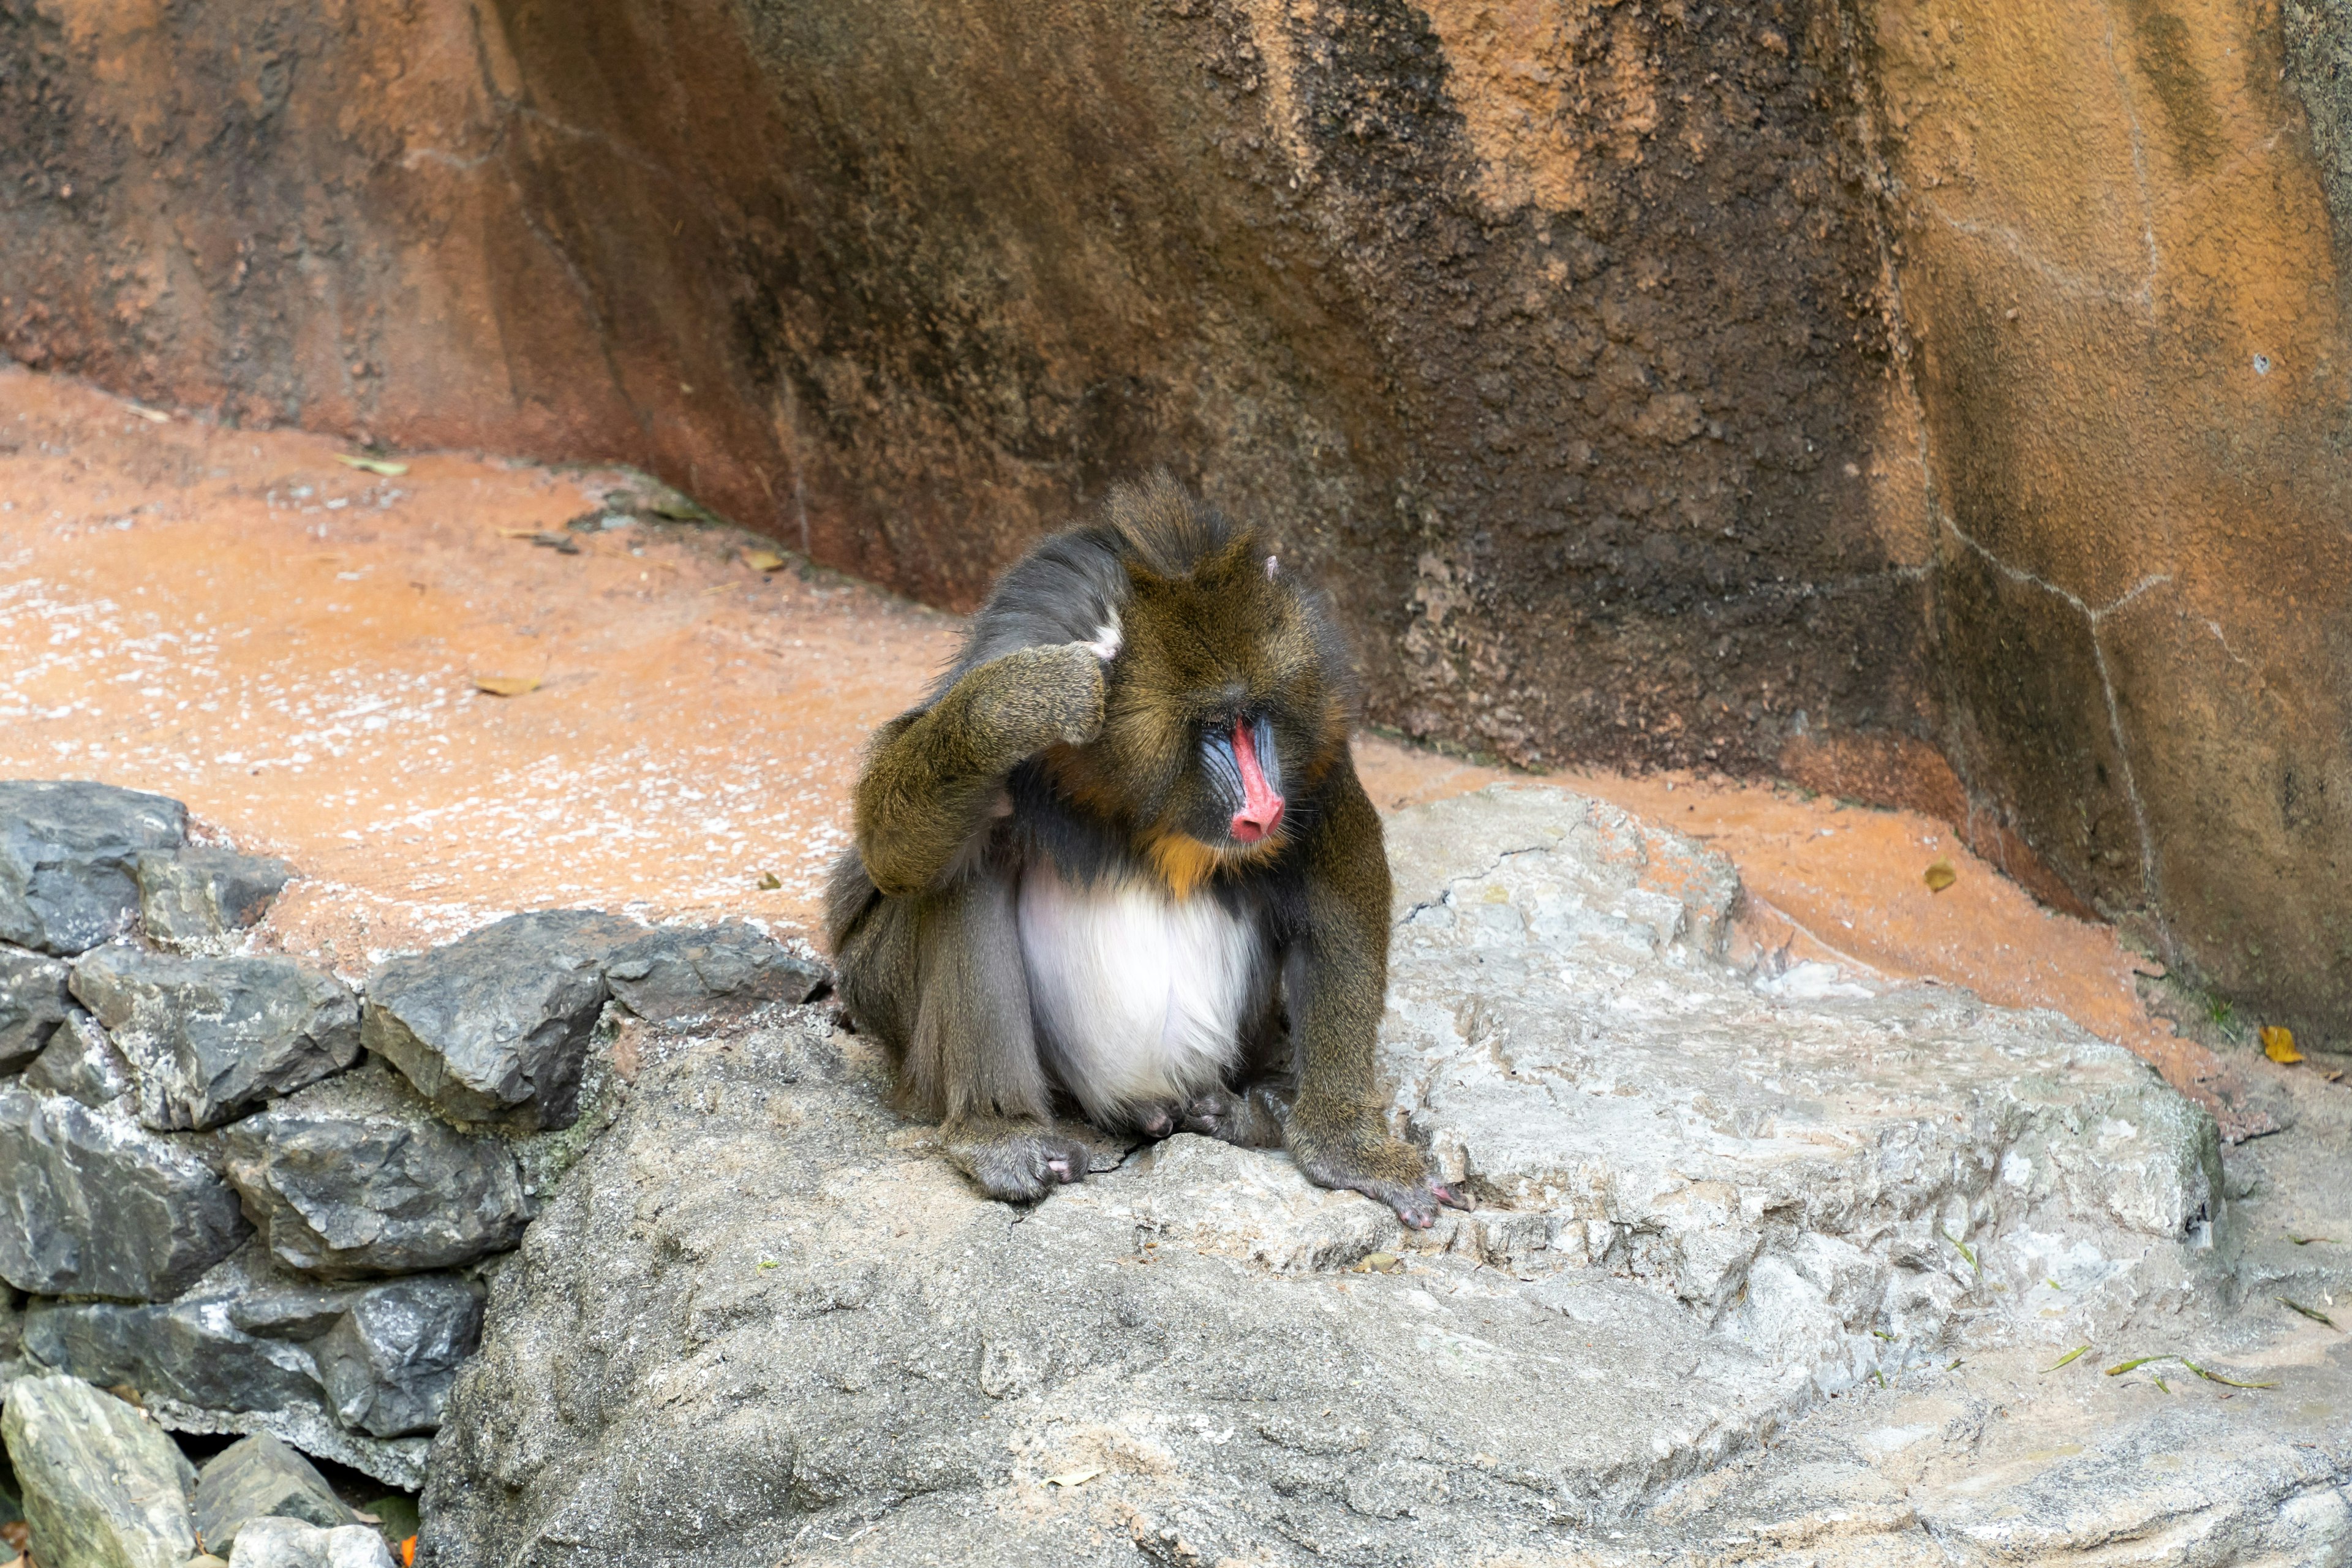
(2, 0, 2347, 1040)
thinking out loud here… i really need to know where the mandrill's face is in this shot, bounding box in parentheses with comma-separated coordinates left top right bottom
(1055, 538, 1346, 892)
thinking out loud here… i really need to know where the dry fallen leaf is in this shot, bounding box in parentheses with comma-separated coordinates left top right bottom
(2182, 1359, 2278, 1389)
(2280, 1296, 2340, 1330)
(1044, 1466, 1102, 1488)
(2262, 1025, 2304, 1064)
(401, 1537, 418, 1567)
(473, 675, 540, 697)
(743, 549, 788, 572)
(127, 405, 169, 424)
(1353, 1251, 1403, 1275)
(1923, 858, 1958, 892)
(756, 872, 783, 891)
(336, 453, 409, 477)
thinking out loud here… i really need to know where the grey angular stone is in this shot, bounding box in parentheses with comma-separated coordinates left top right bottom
(193, 1434, 352, 1558)
(225, 1283, 367, 1344)
(1, 1373, 197, 1568)
(24, 1009, 135, 1107)
(0, 781, 188, 956)
(221, 1066, 530, 1277)
(0, 945, 73, 1069)
(604, 921, 827, 1026)
(225, 1516, 393, 1568)
(73, 949, 362, 1132)
(137, 850, 296, 954)
(0, 1087, 249, 1298)
(362, 911, 638, 1131)
(317, 1276, 484, 1438)
(22, 1254, 468, 1474)
(25, 1277, 330, 1417)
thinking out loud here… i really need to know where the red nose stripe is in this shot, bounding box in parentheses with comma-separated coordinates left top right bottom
(1230, 720, 1286, 843)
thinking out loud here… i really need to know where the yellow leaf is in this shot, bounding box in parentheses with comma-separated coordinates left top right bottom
(336, 454, 409, 477)
(473, 675, 540, 697)
(2261, 1025, 2304, 1064)
(1923, 858, 1958, 892)
(756, 872, 782, 891)
(1044, 1466, 1102, 1488)
(743, 549, 788, 572)
(127, 405, 170, 424)
(1354, 1251, 1403, 1274)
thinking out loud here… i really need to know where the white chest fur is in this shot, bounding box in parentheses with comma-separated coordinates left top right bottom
(1016, 863, 1261, 1123)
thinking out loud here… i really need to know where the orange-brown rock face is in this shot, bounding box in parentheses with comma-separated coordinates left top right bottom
(3, 0, 2348, 1039)
(0, 0, 1927, 772)
(1855, 0, 2352, 1041)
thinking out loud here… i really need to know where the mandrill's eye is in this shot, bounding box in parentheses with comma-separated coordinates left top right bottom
(1200, 715, 1286, 844)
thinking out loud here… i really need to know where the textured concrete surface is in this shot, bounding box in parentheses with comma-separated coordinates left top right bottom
(417, 788, 2343, 1566)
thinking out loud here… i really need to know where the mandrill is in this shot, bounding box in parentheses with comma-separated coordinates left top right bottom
(825, 474, 1466, 1227)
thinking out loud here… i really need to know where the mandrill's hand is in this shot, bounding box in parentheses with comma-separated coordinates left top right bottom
(1284, 1104, 1470, 1231)
(960, 642, 1109, 762)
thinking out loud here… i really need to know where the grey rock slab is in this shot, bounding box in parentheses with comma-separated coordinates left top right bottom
(0, 1086, 249, 1298)
(221, 1065, 530, 1277)
(72, 948, 361, 1132)
(225, 1516, 394, 1568)
(315, 1275, 484, 1438)
(137, 850, 295, 955)
(193, 1434, 353, 1558)
(1596, 1336, 2352, 1564)
(420, 786, 2242, 1568)
(604, 921, 827, 1027)
(1379, 786, 2223, 1366)
(24, 1008, 136, 1107)
(0, 781, 188, 956)
(422, 1020, 1801, 1567)
(363, 910, 641, 1131)
(0, 945, 73, 1068)
(1, 1373, 197, 1568)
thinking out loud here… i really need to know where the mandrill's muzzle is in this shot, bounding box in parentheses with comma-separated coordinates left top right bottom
(1228, 717, 1286, 843)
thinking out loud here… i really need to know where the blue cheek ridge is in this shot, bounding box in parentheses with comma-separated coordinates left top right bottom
(1251, 715, 1284, 797)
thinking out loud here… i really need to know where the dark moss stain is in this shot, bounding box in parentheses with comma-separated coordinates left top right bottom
(2121, 0, 2226, 176)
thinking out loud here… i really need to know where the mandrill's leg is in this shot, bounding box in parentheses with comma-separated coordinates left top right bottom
(1279, 762, 1471, 1229)
(899, 872, 1093, 1203)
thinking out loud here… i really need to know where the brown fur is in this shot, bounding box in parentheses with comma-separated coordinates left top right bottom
(824, 476, 1465, 1225)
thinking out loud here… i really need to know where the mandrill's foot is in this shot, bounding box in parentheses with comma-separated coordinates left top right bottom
(1178, 1082, 1292, 1150)
(943, 1115, 1096, 1203)
(1118, 1085, 1286, 1148)
(1284, 1111, 1471, 1230)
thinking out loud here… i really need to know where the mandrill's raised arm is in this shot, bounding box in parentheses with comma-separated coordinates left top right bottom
(1279, 757, 1466, 1229)
(852, 642, 1106, 897)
